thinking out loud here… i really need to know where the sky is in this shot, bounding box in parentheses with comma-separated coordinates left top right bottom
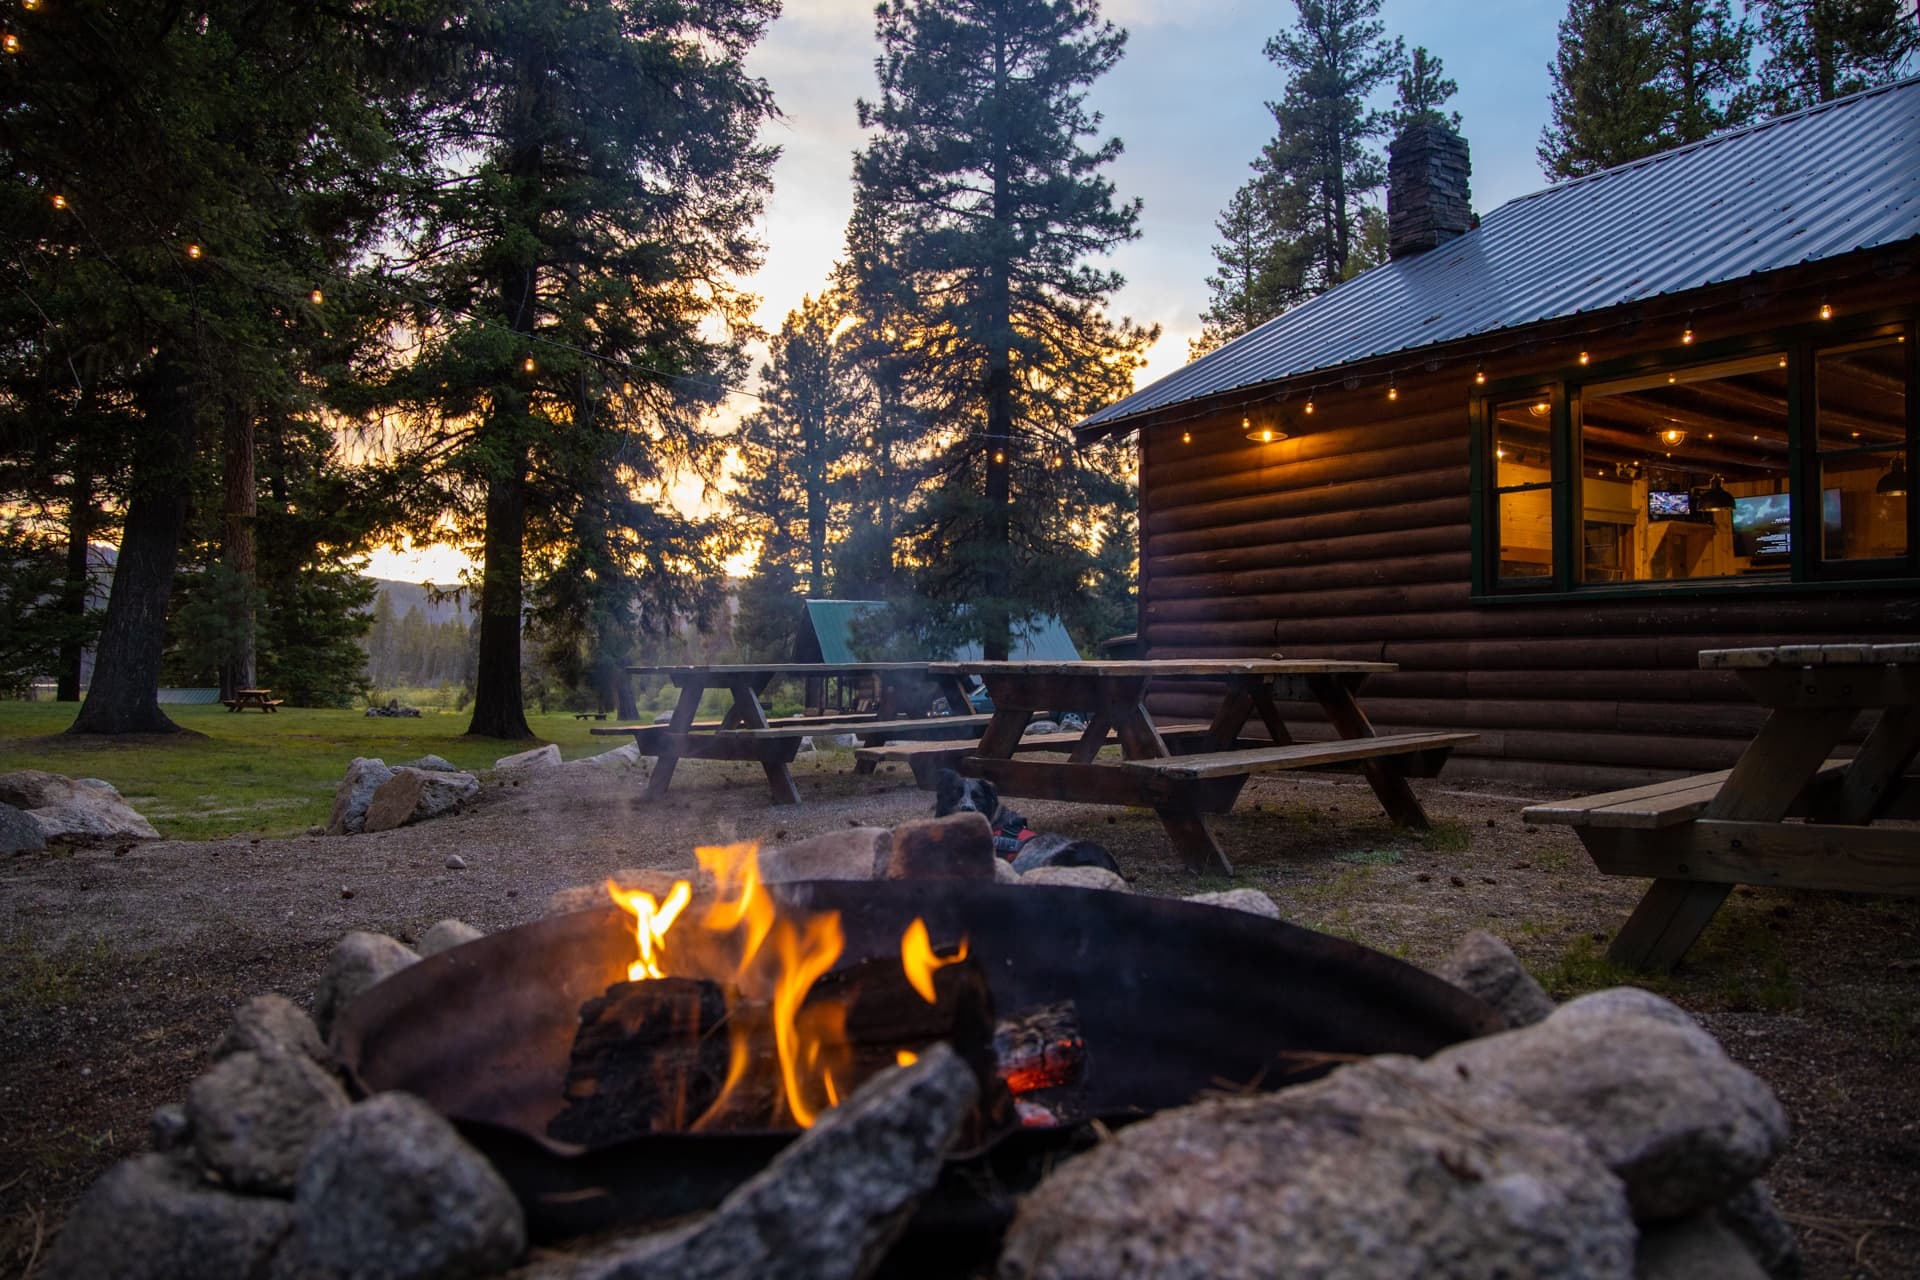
(364, 0, 1564, 582)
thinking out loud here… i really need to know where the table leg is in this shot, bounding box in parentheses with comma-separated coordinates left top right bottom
(648, 683, 705, 800)
(977, 708, 1031, 759)
(725, 678, 803, 805)
(1308, 675, 1428, 830)
(1067, 711, 1111, 764)
(1155, 799, 1235, 876)
(1607, 704, 1858, 970)
(1829, 705, 1920, 824)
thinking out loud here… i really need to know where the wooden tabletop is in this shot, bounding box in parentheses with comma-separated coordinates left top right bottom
(624, 662, 939, 678)
(1699, 643, 1920, 669)
(931, 658, 1397, 677)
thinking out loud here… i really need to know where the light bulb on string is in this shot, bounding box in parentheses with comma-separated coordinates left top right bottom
(1304, 392, 1315, 415)
(1386, 375, 1398, 402)
(185, 243, 202, 259)
(1818, 297, 1833, 321)
(310, 289, 325, 305)
(1578, 350, 1590, 365)
(1681, 316, 1695, 345)
(3, 33, 20, 54)
(50, 194, 66, 210)
(992, 449, 1005, 464)
(1473, 363, 1485, 385)
(1180, 430, 1192, 445)
(22, 0, 39, 10)
(522, 356, 536, 373)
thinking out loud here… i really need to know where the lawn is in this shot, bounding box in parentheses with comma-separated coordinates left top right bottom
(0, 701, 625, 841)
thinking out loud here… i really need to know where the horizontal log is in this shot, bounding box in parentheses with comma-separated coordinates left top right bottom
(1145, 412, 1456, 494)
(1148, 499, 1466, 569)
(1148, 581, 1472, 627)
(1150, 550, 1473, 603)
(1149, 437, 1466, 521)
(1146, 465, 1471, 538)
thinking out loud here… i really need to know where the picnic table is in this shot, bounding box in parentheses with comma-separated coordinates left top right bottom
(931, 659, 1477, 876)
(223, 688, 282, 713)
(1525, 642, 1920, 971)
(595, 663, 986, 804)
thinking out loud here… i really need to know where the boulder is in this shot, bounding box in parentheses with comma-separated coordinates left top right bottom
(324, 758, 393, 836)
(313, 932, 420, 1039)
(362, 767, 480, 833)
(992, 857, 1023, 885)
(494, 743, 562, 773)
(883, 813, 996, 882)
(215, 994, 329, 1065)
(571, 741, 642, 770)
(551, 1045, 977, 1280)
(0, 801, 46, 853)
(39, 1154, 295, 1280)
(0, 770, 158, 841)
(1020, 865, 1130, 893)
(1183, 888, 1282, 920)
(281, 1092, 525, 1280)
(186, 1050, 349, 1195)
(1635, 1214, 1769, 1279)
(759, 828, 891, 883)
(1417, 988, 1789, 1220)
(1023, 720, 1060, 737)
(1432, 930, 1555, 1029)
(394, 754, 459, 773)
(417, 919, 486, 958)
(1716, 1182, 1801, 1279)
(999, 1058, 1636, 1280)
(149, 1103, 191, 1153)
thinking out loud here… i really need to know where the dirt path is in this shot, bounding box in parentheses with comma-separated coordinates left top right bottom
(3, 753, 1915, 1277)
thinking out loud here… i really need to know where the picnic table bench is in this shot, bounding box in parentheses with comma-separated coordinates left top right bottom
(223, 688, 283, 713)
(1525, 642, 1920, 971)
(595, 663, 988, 804)
(857, 722, 1215, 787)
(933, 659, 1476, 875)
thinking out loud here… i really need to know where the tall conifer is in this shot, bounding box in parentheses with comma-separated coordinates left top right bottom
(1752, 0, 1918, 111)
(1539, 0, 1672, 179)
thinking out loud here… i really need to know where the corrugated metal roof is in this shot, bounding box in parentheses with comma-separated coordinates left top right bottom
(1080, 76, 1920, 436)
(802, 600, 1080, 663)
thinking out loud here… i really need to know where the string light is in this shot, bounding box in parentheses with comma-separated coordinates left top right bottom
(22, 0, 38, 9)
(1818, 297, 1833, 320)
(1180, 430, 1192, 445)
(1473, 363, 1485, 385)
(521, 356, 536, 373)
(3, 34, 20, 54)
(992, 449, 1004, 464)
(1386, 375, 1398, 401)
(50, 194, 66, 210)
(185, 243, 202, 259)
(1578, 350, 1590, 365)
(309, 289, 325, 304)
(1304, 392, 1315, 414)
(1681, 315, 1695, 345)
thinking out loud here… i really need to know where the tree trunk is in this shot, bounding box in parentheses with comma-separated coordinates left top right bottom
(806, 410, 827, 595)
(222, 409, 257, 699)
(467, 449, 534, 739)
(982, 26, 1014, 662)
(56, 461, 94, 702)
(69, 359, 195, 735)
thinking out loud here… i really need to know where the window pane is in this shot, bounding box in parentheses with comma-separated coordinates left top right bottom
(1579, 353, 1790, 581)
(1816, 340, 1908, 562)
(1493, 399, 1552, 488)
(1495, 489, 1553, 581)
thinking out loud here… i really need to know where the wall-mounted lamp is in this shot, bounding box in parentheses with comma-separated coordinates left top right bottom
(1877, 456, 1910, 497)
(1243, 414, 1286, 444)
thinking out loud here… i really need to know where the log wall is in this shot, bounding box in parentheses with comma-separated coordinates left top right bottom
(1136, 273, 1919, 789)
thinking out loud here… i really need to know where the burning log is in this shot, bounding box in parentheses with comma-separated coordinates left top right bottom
(992, 1001, 1086, 1096)
(547, 955, 1006, 1145)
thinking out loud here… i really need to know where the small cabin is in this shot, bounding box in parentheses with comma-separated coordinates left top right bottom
(1078, 79, 1919, 788)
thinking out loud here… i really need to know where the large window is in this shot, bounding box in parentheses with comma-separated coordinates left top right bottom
(1476, 323, 1915, 595)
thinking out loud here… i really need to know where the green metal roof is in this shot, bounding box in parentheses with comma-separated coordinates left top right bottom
(800, 600, 1081, 664)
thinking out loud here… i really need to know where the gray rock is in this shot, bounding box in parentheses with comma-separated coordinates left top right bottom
(418, 919, 485, 957)
(1433, 930, 1555, 1028)
(1419, 987, 1789, 1220)
(1636, 1213, 1768, 1279)
(40, 1153, 295, 1280)
(216, 994, 329, 1065)
(558, 1044, 978, 1280)
(999, 1057, 1636, 1280)
(445, 853, 467, 870)
(187, 1049, 349, 1194)
(283, 1092, 525, 1280)
(1020, 865, 1130, 893)
(0, 769, 159, 841)
(1183, 888, 1281, 920)
(149, 1103, 191, 1153)
(1023, 720, 1060, 737)
(325, 758, 393, 836)
(759, 828, 891, 883)
(494, 743, 562, 772)
(0, 801, 46, 853)
(313, 931, 420, 1038)
(992, 856, 1023, 885)
(1558, 986, 1703, 1032)
(363, 767, 481, 833)
(885, 813, 996, 882)
(395, 754, 459, 772)
(566, 742, 643, 771)
(1716, 1182, 1801, 1279)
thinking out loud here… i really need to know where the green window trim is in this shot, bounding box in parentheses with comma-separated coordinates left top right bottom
(1470, 311, 1919, 601)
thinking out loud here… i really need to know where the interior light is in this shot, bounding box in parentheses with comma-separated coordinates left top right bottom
(1695, 475, 1735, 511)
(1659, 426, 1687, 447)
(1528, 402, 1550, 419)
(1878, 457, 1910, 497)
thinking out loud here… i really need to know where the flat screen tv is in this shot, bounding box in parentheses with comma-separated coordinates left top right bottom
(1648, 490, 1692, 519)
(1731, 490, 1844, 559)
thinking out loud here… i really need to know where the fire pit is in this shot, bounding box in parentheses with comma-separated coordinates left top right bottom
(332, 870, 1501, 1244)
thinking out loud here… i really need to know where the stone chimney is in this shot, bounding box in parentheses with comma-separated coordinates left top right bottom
(1387, 124, 1475, 259)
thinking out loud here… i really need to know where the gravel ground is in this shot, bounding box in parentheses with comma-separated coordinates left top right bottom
(2, 750, 1915, 1278)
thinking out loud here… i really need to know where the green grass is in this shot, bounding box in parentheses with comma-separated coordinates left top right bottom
(0, 701, 618, 841)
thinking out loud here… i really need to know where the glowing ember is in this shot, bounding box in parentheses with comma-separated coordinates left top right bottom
(900, 918, 969, 1004)
(605, 879, 691, 981)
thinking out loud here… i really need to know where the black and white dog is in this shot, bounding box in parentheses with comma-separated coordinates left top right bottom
(933, 768, 1124, 876)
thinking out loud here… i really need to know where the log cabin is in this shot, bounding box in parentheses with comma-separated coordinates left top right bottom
(1077, 78, 1920, 788)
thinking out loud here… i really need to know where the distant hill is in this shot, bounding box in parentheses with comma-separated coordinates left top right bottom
(368, 579, 472, 625)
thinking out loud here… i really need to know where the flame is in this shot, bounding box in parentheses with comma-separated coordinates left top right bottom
(900, 918, 969, 1004)
(896, 1049, 918, 1067)
(605, 878, 691, 980)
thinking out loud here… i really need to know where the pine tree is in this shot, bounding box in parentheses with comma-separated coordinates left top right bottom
(1191, 179, 1306, 358)
(1390, 46, 1461, 131)
(852, 0, 1155, 660)
(1539, 0, 1674, 179)
(1651, 0, 1755, 140)
(374, 0, 780, 738)
(1752, 0, 1919, 112)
